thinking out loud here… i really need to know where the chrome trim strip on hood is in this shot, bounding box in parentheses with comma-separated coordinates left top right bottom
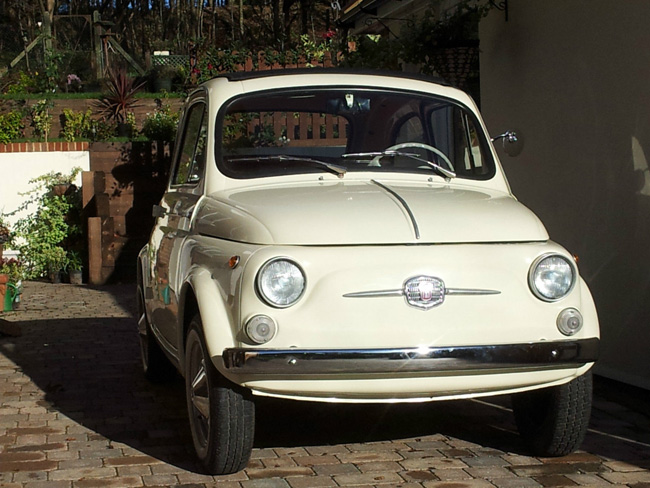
(343, 287, 501, 298)
(222, 338, 599, 376)
(371, 180, 420, 239)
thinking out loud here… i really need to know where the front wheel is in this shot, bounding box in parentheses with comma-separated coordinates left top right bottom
(185, 316, 255, 474)
(512, 371, 592, 457)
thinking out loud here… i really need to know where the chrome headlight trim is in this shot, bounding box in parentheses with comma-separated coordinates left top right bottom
(528, 253, 576, 302)
(256, 257, 306, 308)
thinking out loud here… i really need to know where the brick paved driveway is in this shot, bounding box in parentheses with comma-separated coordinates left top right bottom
(1, 282, 649, 488)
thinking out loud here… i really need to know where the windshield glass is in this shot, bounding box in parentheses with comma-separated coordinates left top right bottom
(217, 88, 494, 180)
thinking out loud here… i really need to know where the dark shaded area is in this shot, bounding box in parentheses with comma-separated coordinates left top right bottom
(86, 142, 171, 284)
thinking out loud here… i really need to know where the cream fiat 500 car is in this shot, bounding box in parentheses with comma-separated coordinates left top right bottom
(137, 69, 599, 474)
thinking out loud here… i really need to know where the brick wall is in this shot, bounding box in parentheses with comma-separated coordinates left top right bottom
(85, 142, 170, 285)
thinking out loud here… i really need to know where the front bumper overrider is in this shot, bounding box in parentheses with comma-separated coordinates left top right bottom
(222, 338, 599, 376)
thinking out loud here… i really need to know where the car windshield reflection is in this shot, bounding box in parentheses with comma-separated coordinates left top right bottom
(218, 88, 493, 180)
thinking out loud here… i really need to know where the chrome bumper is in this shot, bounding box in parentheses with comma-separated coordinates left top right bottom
(222, 338, 599, 376)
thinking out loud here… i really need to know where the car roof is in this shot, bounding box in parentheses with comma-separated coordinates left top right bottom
(216, 68, 450, 87)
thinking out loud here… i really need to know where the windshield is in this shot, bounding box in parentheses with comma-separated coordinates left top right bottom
(217, 88, 494, 180)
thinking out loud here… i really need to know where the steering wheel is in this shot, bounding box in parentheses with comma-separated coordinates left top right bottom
(378, 142, 454, 171)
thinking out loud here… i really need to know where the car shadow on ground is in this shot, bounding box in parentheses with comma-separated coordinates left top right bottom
(1, 290, 649, 474)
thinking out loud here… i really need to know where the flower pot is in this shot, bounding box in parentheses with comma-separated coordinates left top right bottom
(154, 77, 173, 93)
(69, 269, 83, 285)
(49, 270, 62, 284)
(117, 122, 132, 138)
(51, 184, 71, 197)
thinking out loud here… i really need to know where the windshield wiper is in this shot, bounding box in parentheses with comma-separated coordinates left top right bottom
(342, 150, 456, 179)
(233, 155, 347, 178)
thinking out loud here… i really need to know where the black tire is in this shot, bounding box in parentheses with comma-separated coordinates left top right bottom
(512, 371, 592, 457)
(185, 316, 255, 474)
(137, 285, 176, 383)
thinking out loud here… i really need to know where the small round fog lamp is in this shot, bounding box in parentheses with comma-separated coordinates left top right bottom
(557, 308, 583, 336)
(245, 315, 277, 344)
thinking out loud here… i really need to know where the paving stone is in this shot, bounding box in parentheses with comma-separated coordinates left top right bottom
(400, 458, 468, 470)
(74, 477, 144, 487)
(104, 455, 162, 466)
(532, 475, 579, 487)
(356, 461, 403, 473)
(509, 464, 582, 477)
(261, 456, 298, 468)
(564, 473, 613, 486)
(600, 471, 650, 484)
(462, 456, 510, 467)
(246, 467, 314, 479)
(312, 463, 360, 476)
(604, 460, 648, 472)
(23, 481, 72, 488)
(401, 469, 439, 482)
(12, 471, 48, 482)
(287, 476, 337, 488)
(241, 479, 291, 488)
(399, 450, 445, 460)
(432, 468, 473, 481)
(141, 473, 179, 486)
(49, 467, 118, 481)
(422, 479, 495, 487)
(465, 466, 516, 479)
(0, 452, 46, 462)
(0, 460, 57, 472)
(337, 451, 403, 464)
(333, 471, 404, 486)
(293, 455, 340, 467)
(492, 477, 543, 488)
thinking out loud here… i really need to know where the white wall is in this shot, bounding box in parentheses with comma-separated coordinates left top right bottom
(480, 1, 650, 388)
(0, 151, 90, 253)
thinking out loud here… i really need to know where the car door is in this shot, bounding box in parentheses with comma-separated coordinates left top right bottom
(149, 96, 208, 354)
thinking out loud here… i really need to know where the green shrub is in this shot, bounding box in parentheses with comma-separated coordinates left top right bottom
(4, 71, 39, 94)
(61, 108, 93, 141)
(31, 99, 54, 141)
(142, 101, 179, 141)
(0, 111, 24, 144)
(12, 168, 82, 279)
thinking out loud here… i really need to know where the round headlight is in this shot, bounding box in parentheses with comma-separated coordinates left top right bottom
(257, 258, 305, 307)
(529, 254, 575, 301)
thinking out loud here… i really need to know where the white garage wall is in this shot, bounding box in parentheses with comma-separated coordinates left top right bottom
(0, 150, 90, 253)
(480, 1, 650, 389)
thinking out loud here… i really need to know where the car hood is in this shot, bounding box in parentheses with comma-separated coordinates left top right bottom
(195, 180, 548, 245)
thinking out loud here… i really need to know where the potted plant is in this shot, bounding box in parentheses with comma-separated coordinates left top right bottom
(11, 168, 82, 281)
(0, 217, 10, 260)
(0, 257, 25, 310)
(401, 0, 492, 88)
(66, 250, 83, 285)
(152, 64, 179, 92)
(142, 98, 180, 142)
(96, 68, 146, 137)
(43, 246, 68, 283)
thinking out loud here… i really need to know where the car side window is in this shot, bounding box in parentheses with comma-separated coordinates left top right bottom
(172, 102, 207, 186)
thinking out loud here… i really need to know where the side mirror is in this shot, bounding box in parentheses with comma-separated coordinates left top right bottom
(492, 130, 524, 157)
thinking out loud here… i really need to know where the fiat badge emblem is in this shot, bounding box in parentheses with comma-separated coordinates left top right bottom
(404, 276, 445, 310)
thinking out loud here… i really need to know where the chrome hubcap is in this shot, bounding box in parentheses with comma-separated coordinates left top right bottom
(189, 345, 210, 447)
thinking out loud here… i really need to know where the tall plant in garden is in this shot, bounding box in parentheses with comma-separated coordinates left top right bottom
(11, 168, 82, 280)
(96, 69, 146, 124)
(31, 99, 54, 142)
